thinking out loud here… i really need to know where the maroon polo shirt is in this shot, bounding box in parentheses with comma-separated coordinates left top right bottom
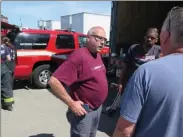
(52, 47, 108, 109)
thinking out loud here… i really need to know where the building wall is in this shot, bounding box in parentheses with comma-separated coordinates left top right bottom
(71, 13, 84, 33)
(37, 20, 61, 30)
(45, 20, 52, 30)
(1, 15, 8, 23)
(61, 15, 71, 30)
(51, 21, 61, 30)
(83, 13, 111, 40)
(60, 12, 111, 40)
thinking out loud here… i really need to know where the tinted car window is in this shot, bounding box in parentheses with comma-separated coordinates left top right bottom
(56, 35, 74, 49)
(78, 36, 87, 48)
(14, 33, 50, 49)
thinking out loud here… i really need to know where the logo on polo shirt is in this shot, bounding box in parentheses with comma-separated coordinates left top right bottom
(92, 64, 105, 71)
(139, 55, 156, 62)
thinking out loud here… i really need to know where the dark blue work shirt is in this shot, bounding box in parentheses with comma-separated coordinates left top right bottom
(1, 44, 10, 62)
(7, 46, 16, 60)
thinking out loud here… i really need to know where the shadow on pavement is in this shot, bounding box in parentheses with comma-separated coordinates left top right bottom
(98, 111, 120, 137)
(29, 133, 55, 137)
(97, 76, 121, 136)
(13, 80, 32, 90)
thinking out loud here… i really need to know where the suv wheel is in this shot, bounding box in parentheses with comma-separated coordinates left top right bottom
(32, 64, 53, 89)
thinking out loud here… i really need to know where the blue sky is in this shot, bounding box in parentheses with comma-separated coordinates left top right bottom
(2, 1, 111, 29)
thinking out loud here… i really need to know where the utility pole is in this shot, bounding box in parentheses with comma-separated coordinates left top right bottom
(20, 17, 23, 28)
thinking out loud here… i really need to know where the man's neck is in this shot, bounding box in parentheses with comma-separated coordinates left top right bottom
(90, 52, 97, 58)
(86, 47, 97, 58)
(165, 47, 183, 56)
(173, 47, 183, 54)
(143, 43, 152, 53)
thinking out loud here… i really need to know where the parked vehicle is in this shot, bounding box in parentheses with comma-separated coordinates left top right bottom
(11, 29, 109, 88)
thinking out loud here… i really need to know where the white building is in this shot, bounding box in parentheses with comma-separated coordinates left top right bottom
(37, 20, 61, 30)
(1, 15, 8, 23)
(61, 12, 111, 40)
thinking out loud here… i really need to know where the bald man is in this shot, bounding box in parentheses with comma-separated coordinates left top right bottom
(48, 26, 108, 137)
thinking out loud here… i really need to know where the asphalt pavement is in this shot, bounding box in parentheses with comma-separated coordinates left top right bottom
(1, 79, 120, 137)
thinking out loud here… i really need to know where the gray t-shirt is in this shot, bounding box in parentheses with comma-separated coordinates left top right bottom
(124, 44, 161, 69)
(120, 54, 183, 137)
(122, 44, 161, 85)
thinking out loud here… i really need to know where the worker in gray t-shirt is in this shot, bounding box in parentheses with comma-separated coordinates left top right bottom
(103, 28, 161, 117)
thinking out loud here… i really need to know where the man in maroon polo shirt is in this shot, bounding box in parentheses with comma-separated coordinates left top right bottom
(48, 26, 108, 137)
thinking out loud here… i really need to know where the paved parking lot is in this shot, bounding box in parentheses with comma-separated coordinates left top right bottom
(2, 80, 120, 137)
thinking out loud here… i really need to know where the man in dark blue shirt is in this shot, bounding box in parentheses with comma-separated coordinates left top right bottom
(1, 41, 11, 62)
(6, 40, 16, 73)
(1, 37, 14, 111)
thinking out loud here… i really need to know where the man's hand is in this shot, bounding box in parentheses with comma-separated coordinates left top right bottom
(110, 83, 123, 93)
(48, 76, 87, 116)
(118, 84, 123, 93)
(113, 116, 135, 137)
(69, 101, 87, 116)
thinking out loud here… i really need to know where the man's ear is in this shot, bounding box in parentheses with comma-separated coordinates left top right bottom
(86, 37, 89, 42)
(87, 35, 91, 42)
(162, 31, 170, 44)
(155, 38, 159, 43)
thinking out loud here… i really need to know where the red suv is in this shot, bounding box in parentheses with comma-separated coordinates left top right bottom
(13, 29, 109, 88)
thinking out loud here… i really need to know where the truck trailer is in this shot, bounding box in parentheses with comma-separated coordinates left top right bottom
(103, 1, 183, 117)
(110, 1, 183, 54)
